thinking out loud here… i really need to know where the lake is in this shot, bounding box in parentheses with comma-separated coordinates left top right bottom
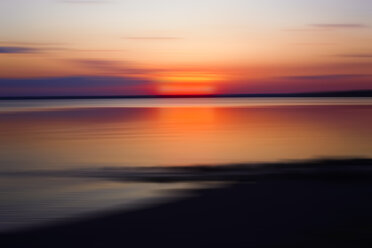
(0, 97, 371, 230)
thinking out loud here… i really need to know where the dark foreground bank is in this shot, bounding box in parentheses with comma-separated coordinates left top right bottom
(1, 159, 372, 248)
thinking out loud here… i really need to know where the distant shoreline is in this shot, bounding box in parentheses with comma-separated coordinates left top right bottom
(1, 158, 372, 183)
(0, 90, 371, 100)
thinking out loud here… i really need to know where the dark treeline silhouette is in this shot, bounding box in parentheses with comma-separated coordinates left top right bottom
(0, 89, 371, 100)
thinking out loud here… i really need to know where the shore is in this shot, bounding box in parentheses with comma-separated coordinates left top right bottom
(2, 159, 372, 248)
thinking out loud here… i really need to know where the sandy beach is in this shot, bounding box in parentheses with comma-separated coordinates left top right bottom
(2, 159, 372, 248)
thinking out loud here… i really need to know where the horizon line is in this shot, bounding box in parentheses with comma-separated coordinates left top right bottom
(0, 90, 371, 100)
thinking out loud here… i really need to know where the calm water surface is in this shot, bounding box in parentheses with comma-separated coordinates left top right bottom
(0, 97, 371, 231)
(0, 98, 371, 170)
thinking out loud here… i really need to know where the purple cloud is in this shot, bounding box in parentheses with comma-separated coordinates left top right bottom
(0, 41, 68, 46)
(0, 76, 153, 97)
(280, 74, 371, 81)
(0, 46, 40, 54)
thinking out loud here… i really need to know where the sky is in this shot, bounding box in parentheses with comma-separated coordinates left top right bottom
(0, 0, 371, 96)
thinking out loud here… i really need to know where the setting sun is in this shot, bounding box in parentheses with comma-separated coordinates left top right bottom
(155, 73, 220, 95)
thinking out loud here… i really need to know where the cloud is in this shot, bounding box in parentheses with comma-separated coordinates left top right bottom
(310, 24, 368, 29)
(0, 46, 41, 54)
(0, 76, 148, 87)
(280, 74, 371, 81)
(291, 42, 335, 46)
(123, 36, 183, 41)
(75, 59, 124, 71)
(0, 41, 68, 46)
(73, 59, 151, 75)
(0, 76, 153, 96)
(0, 42, 73, 54)
(60, 0, 112, 3)
(285, 23, 368, 32)
(70, 49, 123, 53)
(284, 28, 315, 32)
(336, 53, 372, 58)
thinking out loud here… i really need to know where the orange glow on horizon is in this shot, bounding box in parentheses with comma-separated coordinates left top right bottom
(157, 83, 216, 95)
(154, 72, 221, 95)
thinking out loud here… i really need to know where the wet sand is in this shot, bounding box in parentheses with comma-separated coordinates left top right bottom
(2, 159, 372, 248)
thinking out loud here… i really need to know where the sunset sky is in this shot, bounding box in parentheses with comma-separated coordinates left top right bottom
(0, 0, 371, 96)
